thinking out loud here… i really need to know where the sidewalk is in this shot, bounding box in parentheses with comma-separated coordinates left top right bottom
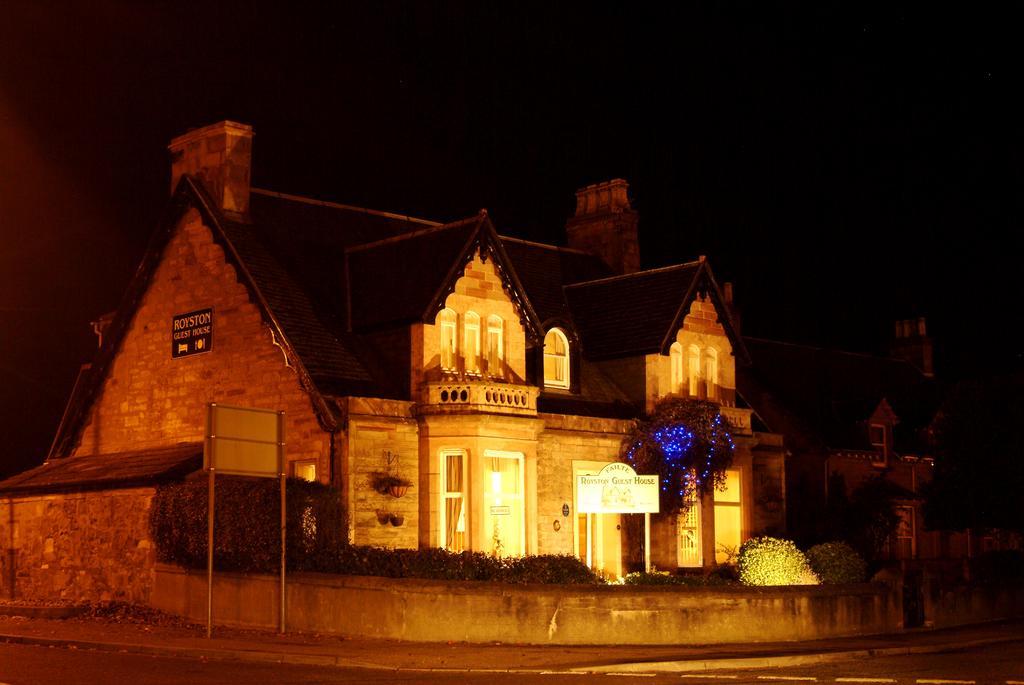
(1, 611, 1022, 674)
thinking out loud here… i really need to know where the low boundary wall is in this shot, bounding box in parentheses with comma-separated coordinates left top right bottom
(152, 564, 901, 645)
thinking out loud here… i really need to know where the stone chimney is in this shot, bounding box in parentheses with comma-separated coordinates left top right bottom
(168, 121, 253, 217)
(566, 179, 640, 274)
(891, 317, 934, 377)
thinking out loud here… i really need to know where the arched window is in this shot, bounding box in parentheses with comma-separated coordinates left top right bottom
(670, 342, 684, 394)
(687, 344, 700, 397)
(464, 311, 481, 374)
(486, 315, 504, 377)
(704, 348, 719, 400)
(437, 308, 457, 372)
(543, 328, 570, 389)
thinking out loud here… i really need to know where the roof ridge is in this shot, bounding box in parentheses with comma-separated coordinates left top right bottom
(250, 187, 442, 227)
(345, 214, 482, 254)
(564, 260, 701, 288)
(497, 234, 594, 256)
(744, 336, 921, 367)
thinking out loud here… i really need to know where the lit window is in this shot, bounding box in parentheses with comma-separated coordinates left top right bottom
(704, 348, 719, 400)
(486, 315, 503, 377)
(293, 460, 317, 482)
(677, 492, 702, 567)
(464, 311, 481, 374)
(687, 345, 700, 397)
(670, 342, 684, 394)
(543, 328, 570, 389)
(440, 450, 466, 553)
(438, 308, 457, 372)
(714, 469, 742, 564)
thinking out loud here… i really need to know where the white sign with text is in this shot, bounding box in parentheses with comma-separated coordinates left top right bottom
(576, 462, 660, 514)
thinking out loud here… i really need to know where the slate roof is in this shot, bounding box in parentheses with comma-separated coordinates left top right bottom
(565, 263, 702, 359)
(46, 175, 744, 460)
(0, 443, 202, 495)
(738, 337, 939, 454)
(499, 237, 611, 324)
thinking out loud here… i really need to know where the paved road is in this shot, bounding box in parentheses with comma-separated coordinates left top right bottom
(1, 640, 1023, 684)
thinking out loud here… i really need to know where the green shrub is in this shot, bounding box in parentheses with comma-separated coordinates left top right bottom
(622, 571, 732, 586)
(150, 476, 347, 573)
(503, 554, 603, 584)
(737, 536, 819, 586)
(806, 541, 867, 584)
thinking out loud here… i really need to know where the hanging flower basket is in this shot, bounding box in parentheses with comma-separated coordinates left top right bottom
(371, 473, 413, 498)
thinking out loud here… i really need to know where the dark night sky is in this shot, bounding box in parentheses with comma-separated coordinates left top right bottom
(1, 2, 1021, 477)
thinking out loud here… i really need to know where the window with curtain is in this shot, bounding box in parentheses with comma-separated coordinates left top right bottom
(687, 344, 700, 396)
(464, 311, 481, 374)
(438, 308, 457, 372)
(670, 342, 684, 394)
(486, 315, 503, 376)
(543, 328, 570, 389)
(704, 347, 718, 400)
(440, 451, 466, 552)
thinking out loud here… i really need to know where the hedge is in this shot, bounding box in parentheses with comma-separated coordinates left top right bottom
(150, 476, 347, 573)
(806, 541, 867, 584)
(150, 477, 600, 584)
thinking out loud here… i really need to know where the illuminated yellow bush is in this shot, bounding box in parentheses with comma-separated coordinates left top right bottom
(737, 536, 819, 586)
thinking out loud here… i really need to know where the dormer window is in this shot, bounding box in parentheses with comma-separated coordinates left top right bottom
(543, 328, 570, 389)
(464, 311, 481, 374)
(869, 422, 889, 467)
(670, 342, 684, 393)
(486, 315, 504, 377)
(438, 308, 457, 372)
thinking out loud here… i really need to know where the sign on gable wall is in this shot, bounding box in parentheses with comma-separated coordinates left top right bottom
(576, 462, 660, 514)
(172, 308, 213, 358)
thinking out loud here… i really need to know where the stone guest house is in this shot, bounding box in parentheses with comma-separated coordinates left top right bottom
(1, 121, 786, 602)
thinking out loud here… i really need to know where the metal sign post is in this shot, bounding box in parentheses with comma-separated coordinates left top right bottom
(204, 403, 287, 638)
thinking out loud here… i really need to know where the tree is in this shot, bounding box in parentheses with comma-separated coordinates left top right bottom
(924, 374, 1024, 534)
(622, 396, 735, 516)
(822, 473, 901, 562)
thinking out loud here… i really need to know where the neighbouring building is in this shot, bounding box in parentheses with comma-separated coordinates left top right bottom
(1, 121, 787, 601)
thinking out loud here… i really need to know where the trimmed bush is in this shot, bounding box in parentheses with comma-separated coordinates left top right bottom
(806, 541, 867, 584)
(622, 571, 731, 586)
(307, 546, 601, 584)
(737, 536, 819, 586)
(150, 476, 347, 573)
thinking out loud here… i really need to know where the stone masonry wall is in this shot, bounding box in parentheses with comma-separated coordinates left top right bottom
(536, 414, 631, 560)
(1, 489, 155, 602)
(74, 209, 329, 476)
(344, 397, 419, 549)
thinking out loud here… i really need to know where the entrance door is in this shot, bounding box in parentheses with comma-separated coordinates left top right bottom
(483, 451, 524, 557)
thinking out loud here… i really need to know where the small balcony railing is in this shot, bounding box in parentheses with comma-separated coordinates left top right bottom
(417, 380, 539, 416)
(719, 405, 753, 436)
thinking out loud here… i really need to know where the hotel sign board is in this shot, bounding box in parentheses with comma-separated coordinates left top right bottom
(576, 462, 660, 514)
(172, 308, 213, 358)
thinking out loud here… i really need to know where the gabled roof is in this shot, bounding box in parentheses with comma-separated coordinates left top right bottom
(563, 259, 749, 362)
(739, 337, 940, 453)
(344, 213, 544, 341)
(499, 237, 612, 325)
(0, 443, 202, 495)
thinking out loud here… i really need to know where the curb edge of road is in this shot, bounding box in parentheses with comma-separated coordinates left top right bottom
(2, 631, 1023, 675)
(578, 635, 1024, 674)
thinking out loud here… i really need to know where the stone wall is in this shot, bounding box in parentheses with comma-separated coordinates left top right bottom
(153, 564, 902, 645)
(74, 208, 329, 477)
(1, 489, 155, 602)
(344, 397, 419, 548)
(536, 414, 631, 564)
